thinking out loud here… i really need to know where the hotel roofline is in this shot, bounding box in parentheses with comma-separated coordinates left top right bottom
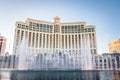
(15, 18, 96, 28)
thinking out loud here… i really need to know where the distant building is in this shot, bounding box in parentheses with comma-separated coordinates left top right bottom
(109, 39, 120, 53)
(0, 33, 7, 56)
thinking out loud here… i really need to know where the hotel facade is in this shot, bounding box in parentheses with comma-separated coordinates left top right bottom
(13, 17, 97, 56)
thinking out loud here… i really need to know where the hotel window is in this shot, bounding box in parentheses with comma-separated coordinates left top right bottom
(71, 26, 73, 29)
(62, 26, 64, 29)
(32, 33, 35, 47)
(25, 31, 28, 39)
(61, 26, 64, 33)
(69, 35, 71, 49)
(33, 27, 35, 31)
(94, 49, 96, 54)
(46, 34, 48, 48)
(65, 35, 67, 48)
(22, 25, 25, 29)
(50, 25, 52, 29)
(68, 26, 70, 29)
(75, 35, 77, 48)
(72, 35, 74, 48)
(65, 26, 66, 33)
(33, 23, 36, 27)
(54, 25, 59, 33)
(81, 27, 84, 33)
(65, 26, 67, 29)
(42, 24, 46, 32)
(37, 23, 39, 27)
(29, 22, 32, 24)
(39, 24, 42, 32)
(26, 26, 29, 30)
(92, 28, 95, 32)
(17, 24, 21, 28)
(21, 31, 24, 41)
(75, 26, 78, 33)
(28, 32, 31, 47)
(71, 26, 74, 33)
(35, 25, 39, 32)
(79, 35, 81, 48)
(88, 28, 91, 32)
(40, 24, 42, 27)
(50, 35, 52, 48)
(47, 25, 49, 28)
(84, 29, 87, 32)
(50, 25, 53, 33)
(56, 34, 58, 48)
(62, 35, 64, 49)
(43, 34, 45, 48)
(44, 24, 46, 28)
(81, 25, 84, 27)
(29, 22, 33, 30)
(36, 33, 38, 48)
(78, 25, 80, 33)
(39, 33, 42, 48)
(69, 26, 71, 33)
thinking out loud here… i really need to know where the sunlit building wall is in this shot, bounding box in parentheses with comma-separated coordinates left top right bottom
(109, 39, 120, 53)
(13, 17, 97, 55)
(0, 33, 7, 56)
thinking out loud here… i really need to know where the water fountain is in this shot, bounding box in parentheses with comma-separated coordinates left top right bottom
(81, 34, 93, 70)
(16, 33, 93, 70)
(0, 35, 120, 70)
(17, 36, 27, 70)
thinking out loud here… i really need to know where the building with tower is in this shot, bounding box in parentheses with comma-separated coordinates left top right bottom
(13, 17, 97, 56)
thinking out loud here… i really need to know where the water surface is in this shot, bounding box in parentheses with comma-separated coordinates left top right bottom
(0, 70, 120, 80)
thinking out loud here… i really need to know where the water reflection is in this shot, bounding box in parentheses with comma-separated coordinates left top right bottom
(112, 71, 120, 80)
(98, 71, 112, 80)
(0, 71, 11, 80)
(0, 70, 120, 80)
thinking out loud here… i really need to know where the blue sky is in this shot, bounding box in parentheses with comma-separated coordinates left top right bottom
(0, 0, 120, 54)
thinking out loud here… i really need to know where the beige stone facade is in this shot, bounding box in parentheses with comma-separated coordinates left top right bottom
(109, 39, 120, 53)
(0, 33, 7, 56)
(13, 17, 97, 55)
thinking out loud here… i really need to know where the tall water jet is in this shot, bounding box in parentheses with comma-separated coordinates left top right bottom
(81, 34, 93, 70)
(18, 36, 27, 70)
(86, 34, 93, 70)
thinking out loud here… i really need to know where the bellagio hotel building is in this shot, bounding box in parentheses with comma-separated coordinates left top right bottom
(13, 17, 97, 55)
